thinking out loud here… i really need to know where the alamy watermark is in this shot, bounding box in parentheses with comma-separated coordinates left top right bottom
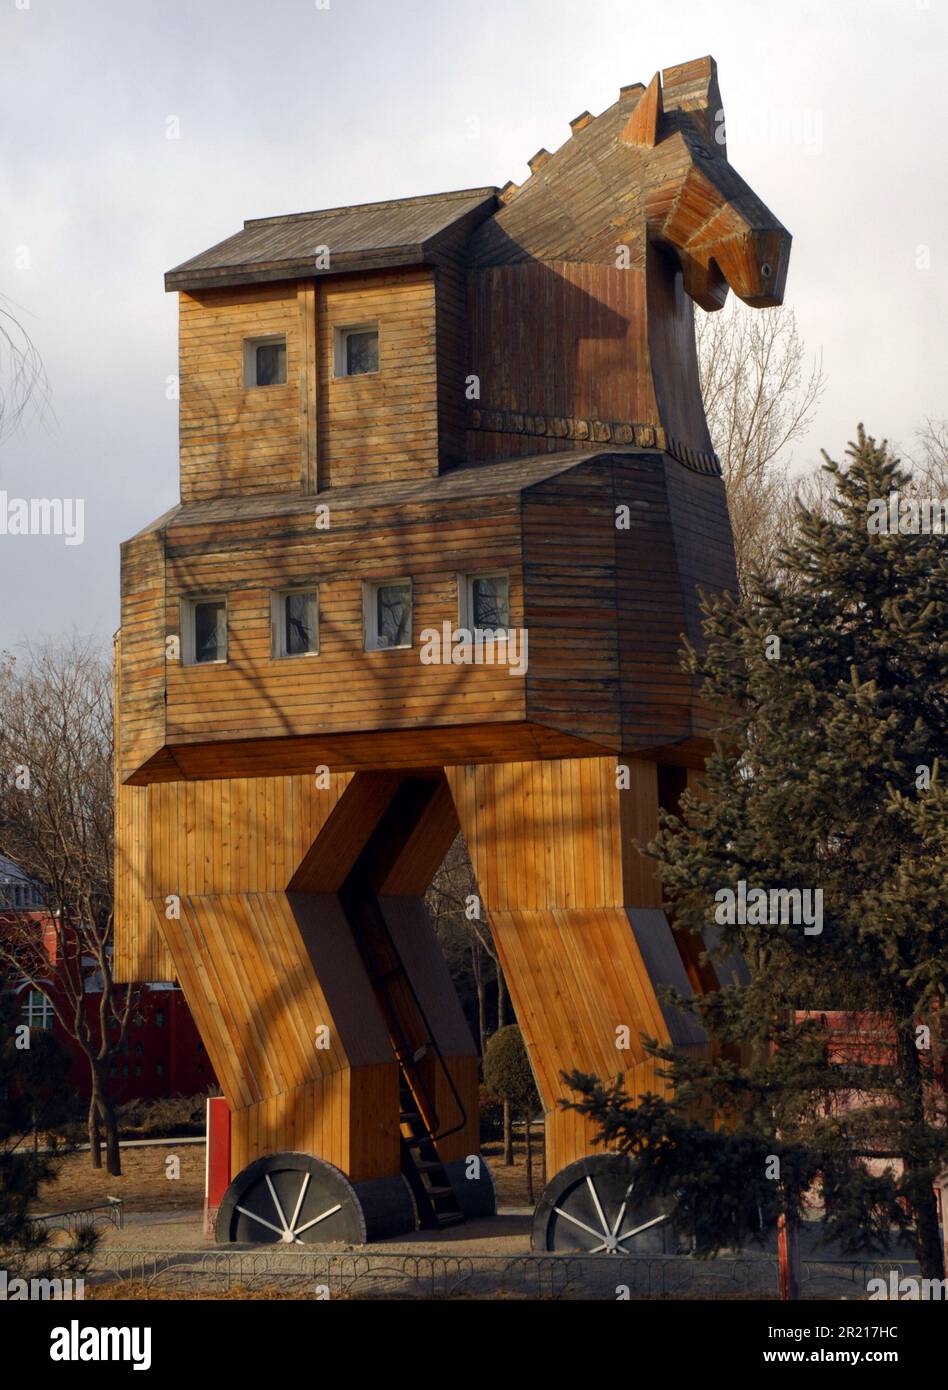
(0, 492, 84, 545)
(868, 1270, 947, 1300)
(867, 494, 947, 535)
(0, 1268, 84, 1300)
(419, 621, 528, 676)
(714, 880, 823, 935)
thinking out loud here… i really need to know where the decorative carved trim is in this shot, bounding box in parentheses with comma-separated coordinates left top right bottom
(466, 408, 722, 477)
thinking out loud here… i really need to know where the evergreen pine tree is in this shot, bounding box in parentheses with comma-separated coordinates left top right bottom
(565, 428, 948, 1279)
(0, 993, 97, 1280)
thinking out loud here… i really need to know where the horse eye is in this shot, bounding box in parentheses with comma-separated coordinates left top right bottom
(761, 262, 773, 278)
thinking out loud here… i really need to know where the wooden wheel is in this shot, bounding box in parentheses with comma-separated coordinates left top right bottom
(216, 1152, 367, 1246)
(532, 1154, 672, 1254)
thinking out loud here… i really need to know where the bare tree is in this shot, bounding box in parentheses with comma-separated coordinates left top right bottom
(906, 418, 948, 495)
(0, 294, 50, 444)
(427, 834, 517, 1162)
(0, 639, 132, 1174)
(696, 302, 824, 590)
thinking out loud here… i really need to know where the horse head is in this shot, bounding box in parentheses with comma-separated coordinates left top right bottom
(625, 58, 791, 310)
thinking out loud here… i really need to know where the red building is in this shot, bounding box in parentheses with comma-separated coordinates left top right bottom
(1, 853, 216, 1104)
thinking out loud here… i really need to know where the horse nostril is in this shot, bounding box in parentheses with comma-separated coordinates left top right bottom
(761, 262, 773, 279)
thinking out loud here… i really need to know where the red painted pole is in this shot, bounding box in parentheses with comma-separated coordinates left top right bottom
(203, 1096, 231, 1239)
(777, 1210, 800, 1300)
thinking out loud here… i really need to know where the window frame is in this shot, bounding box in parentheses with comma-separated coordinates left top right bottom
(363, 577, 413, 652)
(459, 570, 511, 633)
(242, 334, 288, 389)
(271, 586, 320, 660)
(19, 987, 54, 1030)
(333, 322, 380, 379)
(181, 594, 228, 667)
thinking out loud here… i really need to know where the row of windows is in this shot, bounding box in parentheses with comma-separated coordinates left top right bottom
(243, 323, 379, 388)
(182, 572, 510, 666)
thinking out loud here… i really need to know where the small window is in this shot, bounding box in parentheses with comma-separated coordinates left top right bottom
(334, 323, 379, 377)
(243, 335, 287, 388)
(364, 579, 412, 650)
(183, 596, 227, 665)
(461, 572, 510, 631)
(272, 588, 318, 658)
(20, 989, 53, 1030)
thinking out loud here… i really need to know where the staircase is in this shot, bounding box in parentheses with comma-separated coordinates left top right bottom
(338, 878, 466, 1230)
(398, 1075, 465, 1228)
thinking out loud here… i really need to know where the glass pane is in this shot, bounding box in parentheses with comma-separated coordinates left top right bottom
(194, 600, 226, 663)
(255, 341, 286, 386)
(346, 330, 378, 376)
(284, 591, 317, 655)
(375, 583, 411, 648)
(472, 575, 509, 629)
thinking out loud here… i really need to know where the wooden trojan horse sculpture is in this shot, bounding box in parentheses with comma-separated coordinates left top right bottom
(114, 56, 790, 1250)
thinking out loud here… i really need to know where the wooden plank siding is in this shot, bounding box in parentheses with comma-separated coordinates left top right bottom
(316, 269, 439, 489)
(117, 532, 167, 779)
(117, 447, 735, 783)
(178, 281, 305, 501)
(149, 487, 529, 767)
(447, 755, 706, 1175)
(112, 771, 353, 983)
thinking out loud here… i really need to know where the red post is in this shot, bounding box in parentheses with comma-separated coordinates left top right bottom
(203, 1096, 231, 1238)
(777, 1211, 800, 1300)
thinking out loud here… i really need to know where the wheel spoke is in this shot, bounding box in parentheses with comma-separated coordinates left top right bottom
(265, 1173, 290, 1233)
(552, 1205, 606, 1242)
(615, 1212, 669, 1242)
(586, 1176, 611, 1237)
(287, 1172, 311, 1235)
(235, 1204, 288, 1238)
(292, 1202, 343, 1237)
(611, 1200, 628, 1237)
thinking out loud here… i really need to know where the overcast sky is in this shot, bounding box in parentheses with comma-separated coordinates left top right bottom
(1, 0, 945, 651)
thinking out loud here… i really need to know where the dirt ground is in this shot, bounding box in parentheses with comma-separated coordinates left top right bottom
(31, 1138, 542, 1219)
(31, 1143, 206, 1216)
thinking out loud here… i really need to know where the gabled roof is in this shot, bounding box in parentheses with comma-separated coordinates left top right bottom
(165, 186, 499, 293)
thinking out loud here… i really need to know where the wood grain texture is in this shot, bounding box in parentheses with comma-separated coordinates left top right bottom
(316, 269, 439, 489)
(447, 755, 706, 1175)
(178, 282, 303, 502)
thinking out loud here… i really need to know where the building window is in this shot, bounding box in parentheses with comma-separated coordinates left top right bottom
(333, 323, 379, 378)
(156, 1062, 164, 1076)
(272, 589, 318, 658)
(155, 1009, 165, 1029)
(461, 572, 510, 631)
(364, 579, 412, 651)
(182, 596, 227, 665)
(243, 336, 287, 388)
(20, 989, 53, 1030)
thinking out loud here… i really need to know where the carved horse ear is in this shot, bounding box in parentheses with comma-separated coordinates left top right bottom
(661, 56, 724, 152)
(622, 72, 663, 147)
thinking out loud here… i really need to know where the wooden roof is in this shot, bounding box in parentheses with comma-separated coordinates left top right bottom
(131, 447, 655, 537)
(165, 187, 499, 292)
